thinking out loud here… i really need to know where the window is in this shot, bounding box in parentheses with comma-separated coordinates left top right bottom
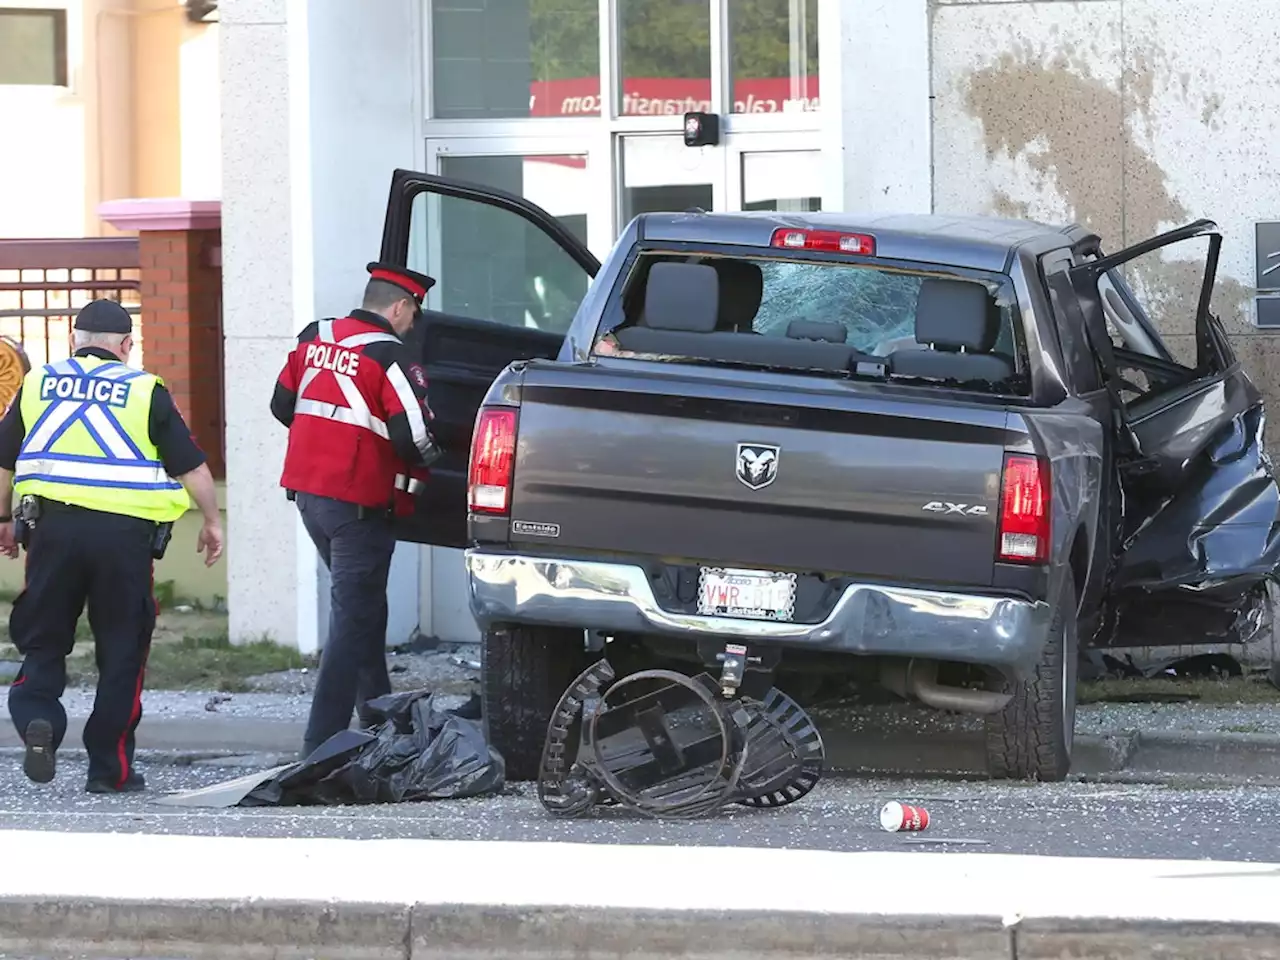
(432, 0, 600, 119)
(1090, 236, 1228, 409)
(728, 0, 819, 115)
(407, 153, 592, 334)
(597, 250, 1028, 395)
(0, 8, 67, 87)
(617, 0, 711, 116)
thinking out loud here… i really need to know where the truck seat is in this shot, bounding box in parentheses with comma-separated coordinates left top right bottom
(710, 259, 764, 333)
(888, 278, 1015, 383)
(614, 262, 855, 373)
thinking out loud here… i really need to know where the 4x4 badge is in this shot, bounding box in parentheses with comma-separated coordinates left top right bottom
(922, 501, 988, 517)
(736, 443, 780, 490)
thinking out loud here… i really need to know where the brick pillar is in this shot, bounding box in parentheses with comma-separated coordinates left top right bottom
(97, 200, 225, 478)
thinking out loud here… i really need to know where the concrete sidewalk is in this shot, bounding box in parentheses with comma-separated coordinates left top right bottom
(0, 829, 1278, 959)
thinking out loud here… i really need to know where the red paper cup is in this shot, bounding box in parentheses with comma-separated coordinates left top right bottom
(880, 800, 930, 832)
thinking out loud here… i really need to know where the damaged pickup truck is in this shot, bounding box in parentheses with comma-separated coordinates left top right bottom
(379, 169, 1280, 782)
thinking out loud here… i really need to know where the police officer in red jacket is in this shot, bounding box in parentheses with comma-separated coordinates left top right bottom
(270, 262, 443, 756)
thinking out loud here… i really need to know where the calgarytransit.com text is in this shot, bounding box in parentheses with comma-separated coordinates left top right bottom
(531, 91, 821, 116)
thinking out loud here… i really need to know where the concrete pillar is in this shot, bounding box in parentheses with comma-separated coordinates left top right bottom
(219, 0, 423, 652)
(820, 0, 933, 214)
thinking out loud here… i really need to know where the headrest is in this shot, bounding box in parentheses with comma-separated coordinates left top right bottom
(641, 262, 720, 333)
(914, 279, 999, 353)
(787, 320, 848, 344)
(711, 259, 764, 331)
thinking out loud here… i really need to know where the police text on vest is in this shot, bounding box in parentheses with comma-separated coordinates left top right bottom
(41, 375, 131, 407)
(303, 343, 361, 376)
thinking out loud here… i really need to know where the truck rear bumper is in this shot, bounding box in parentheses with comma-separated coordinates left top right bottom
(465, 551, 1054, 675)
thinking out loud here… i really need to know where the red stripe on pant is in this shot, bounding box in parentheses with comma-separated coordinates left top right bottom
(115, 561, 156, 788)
(10, 548, 29, 690)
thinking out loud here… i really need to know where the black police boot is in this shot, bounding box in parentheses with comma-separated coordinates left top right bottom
(22, 719, 56, 784)
(85, 771, 146, 794)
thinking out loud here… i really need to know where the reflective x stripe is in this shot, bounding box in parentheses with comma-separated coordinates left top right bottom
(294, 399, 390, 439)
(294, 322, 402, 442)
(15, 456, 181, 490)
(22, 400, 142, 460)
(394, 473, 426, 494)
(15, 361, 176, 493)
(21, 362, 149, 462)
(385, 362, 433, 459)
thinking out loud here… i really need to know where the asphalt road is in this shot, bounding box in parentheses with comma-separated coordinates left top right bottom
(0, 753, 1274, 863)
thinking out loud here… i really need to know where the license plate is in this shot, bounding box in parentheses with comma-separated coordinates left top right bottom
(697, 567, 797, 622)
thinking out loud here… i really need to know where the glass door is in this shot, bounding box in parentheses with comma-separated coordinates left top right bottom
(724, 132, 823, 213)
(424, 138, 612, 261)
(618, 134, 725, 228)
(614, 132, 823, 229)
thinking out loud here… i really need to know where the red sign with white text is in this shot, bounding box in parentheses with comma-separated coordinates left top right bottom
(530, 75, 819, 119)
(518, 76, 819, 169)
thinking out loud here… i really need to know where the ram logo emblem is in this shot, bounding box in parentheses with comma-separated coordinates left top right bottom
(736, 443, 780, 490)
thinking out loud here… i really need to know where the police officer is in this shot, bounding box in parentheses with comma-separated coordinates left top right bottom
(270, 262, 442, 757)
(0, 299, 224, 791)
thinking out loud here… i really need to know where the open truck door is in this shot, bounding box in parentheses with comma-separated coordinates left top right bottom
(1068, 219, 1280, 647)
(377, 168, 601, 549)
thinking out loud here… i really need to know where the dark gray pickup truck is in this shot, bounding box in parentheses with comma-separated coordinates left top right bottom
(378, 169, 1280, 783)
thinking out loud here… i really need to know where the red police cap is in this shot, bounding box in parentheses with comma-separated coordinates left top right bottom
(366, 262, 436, 303)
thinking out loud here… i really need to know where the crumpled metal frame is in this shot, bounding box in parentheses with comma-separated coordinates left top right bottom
(537, 658, 825, 820)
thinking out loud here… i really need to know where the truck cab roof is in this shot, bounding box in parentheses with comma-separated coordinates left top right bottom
(637, 210, 1088, 273)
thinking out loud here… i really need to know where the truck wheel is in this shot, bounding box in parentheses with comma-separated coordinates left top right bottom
(984, 577, 1079, 782)
(481, 625, 591, 782)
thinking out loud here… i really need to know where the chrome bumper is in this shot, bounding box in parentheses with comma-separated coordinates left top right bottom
(465, 552, 1054, 675)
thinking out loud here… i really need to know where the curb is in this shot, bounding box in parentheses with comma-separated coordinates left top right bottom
(0, 747, 298, 769)
(823, 729, 1280, 782)
(1, 899, 1279, 960)
(7, 728, 1280, 784)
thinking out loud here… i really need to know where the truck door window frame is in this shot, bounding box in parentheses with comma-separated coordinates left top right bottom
(1069, 219, 1229, 415)
(377, 168, 602, 548)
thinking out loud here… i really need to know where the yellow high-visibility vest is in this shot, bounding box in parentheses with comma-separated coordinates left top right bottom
(13, 355, 191, 523)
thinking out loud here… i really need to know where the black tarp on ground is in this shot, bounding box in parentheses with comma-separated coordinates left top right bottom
(154, 690, 504, 809)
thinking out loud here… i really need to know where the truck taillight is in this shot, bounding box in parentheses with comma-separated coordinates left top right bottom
(770, 228, 875, 256)
(997, 453, 1050, 564)
(469, 407, 518, 514)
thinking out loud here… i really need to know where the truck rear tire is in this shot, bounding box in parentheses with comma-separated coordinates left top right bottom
(984, 577, 1078, 782)
(481, 625, 591, 782)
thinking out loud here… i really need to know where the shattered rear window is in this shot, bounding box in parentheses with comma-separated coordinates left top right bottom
(593, 251, 1029, 395)
(750, 262, 921, 356)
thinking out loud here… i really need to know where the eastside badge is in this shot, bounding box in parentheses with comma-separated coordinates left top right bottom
(511, 520, 560, 539)
(736, 443, 780, 490)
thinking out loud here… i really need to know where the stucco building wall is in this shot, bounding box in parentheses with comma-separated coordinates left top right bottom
(932, 0, 1280, 442)
(0, 0, 219, 240)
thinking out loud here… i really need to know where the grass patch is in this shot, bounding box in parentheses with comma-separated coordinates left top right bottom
(136, 633, 311, 692)
(1080, 676, 1280, 705)
(0, 632, 312, 693)
(1221, 723, 1267, 734)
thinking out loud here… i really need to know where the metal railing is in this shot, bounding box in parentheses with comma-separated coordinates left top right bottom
(0, 238, 143, 369)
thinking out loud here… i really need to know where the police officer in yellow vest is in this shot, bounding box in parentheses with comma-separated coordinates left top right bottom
(0, 299, 224, 792)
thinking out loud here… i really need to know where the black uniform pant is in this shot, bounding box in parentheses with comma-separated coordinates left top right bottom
(296, 492, 394, 756)
(6, 501, 156, 786)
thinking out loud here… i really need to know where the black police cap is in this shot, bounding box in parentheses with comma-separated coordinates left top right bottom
(73, 299, 133, 335)
(366, 262, 436, 304)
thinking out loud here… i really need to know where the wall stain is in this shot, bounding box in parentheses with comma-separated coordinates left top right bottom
(961, 42, 1252, 363)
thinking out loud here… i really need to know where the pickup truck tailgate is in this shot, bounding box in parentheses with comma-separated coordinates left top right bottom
(507, 365, 1014, 588)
